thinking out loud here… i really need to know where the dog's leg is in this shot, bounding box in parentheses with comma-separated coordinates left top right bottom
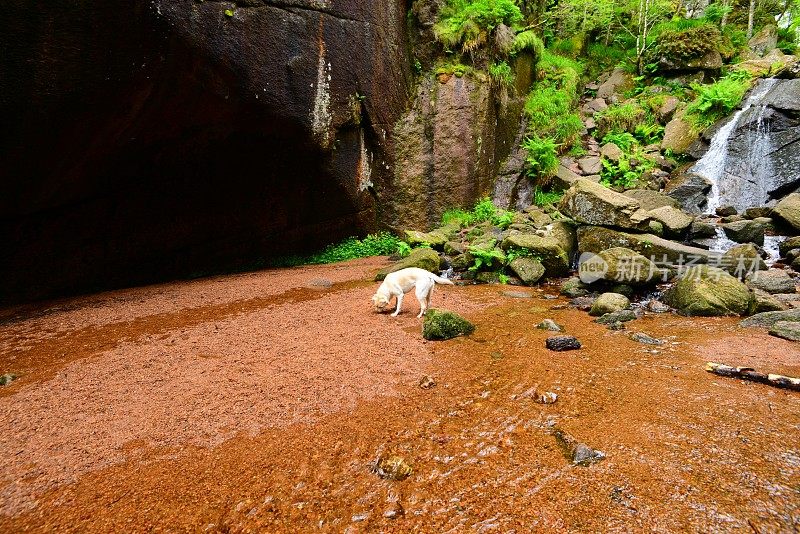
(391, 293, 404, 317)
(416, 280, 433, 318)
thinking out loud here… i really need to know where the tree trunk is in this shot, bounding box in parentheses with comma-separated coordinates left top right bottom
(706, 362, 800, 391)
(747, 0, 756, 39)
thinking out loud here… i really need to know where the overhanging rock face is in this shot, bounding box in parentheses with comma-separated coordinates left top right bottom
(0, 0, 412, 303)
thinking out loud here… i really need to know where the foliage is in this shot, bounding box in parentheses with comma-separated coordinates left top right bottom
(436, 62, 472, 77)
(306, 233, 410, 264)
(522, 136, 560, 179)
(511, 30, 545, 57)
(467, 246, 507, 271)
(633, 122, 664, 145)
(442, 208, 474, 227)
(533, 187, 564, 206)
(472, 196, 499, 223)
(600, 151, 653, 189)
(433, 0, 524, 53)
(442, 197, 513, 229)
(488, 60, 515, 86)
(601, 131, 637, 151)
(685, 71, 752, 128)
(595, 102, 646, 136)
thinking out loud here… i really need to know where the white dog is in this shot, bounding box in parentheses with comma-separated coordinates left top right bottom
(372, 267, 454, 318)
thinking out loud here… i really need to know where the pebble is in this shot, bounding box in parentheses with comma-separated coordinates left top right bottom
(546, 336, 582, 351)
(419, 375, 436, 389)
(373, 456, 413, 481)
(535, 391, 559, 404)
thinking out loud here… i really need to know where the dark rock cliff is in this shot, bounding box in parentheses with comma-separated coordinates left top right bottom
(0, 0, 412, 304)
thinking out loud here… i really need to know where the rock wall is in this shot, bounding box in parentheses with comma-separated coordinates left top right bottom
(386, 56, 535, 230)
(0, 0, 413, 304)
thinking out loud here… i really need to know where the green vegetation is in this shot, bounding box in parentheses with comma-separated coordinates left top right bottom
(442, 197, 514, 228)
(433, 0, 523, 53)
(595, 102, 646, 137)
(467, 246, 506, 271)
(685, 71, 752, 128)
(271, 232, 409, 267)
(511, 30, 545, 57)
(533, 187, 564, 206)
(522, 136, 559, 179)
(488, 60, 514, 86)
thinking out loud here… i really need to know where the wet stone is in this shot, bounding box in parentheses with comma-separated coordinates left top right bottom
(535, 319, 564, 332)
(646, 299, 671, 313)
(373, 456, 413, 481)
(0, 373, 18, 386)
(552, 428, 606, 466)
(546, 336, 582, 351)
(606, 321, 626, 331)
(383, 503, 405, 519)
(630, 332, 665, 345)
(502, 290, 533, 299)
(570, 296, 596, 311)
(595, 310, 637, 324)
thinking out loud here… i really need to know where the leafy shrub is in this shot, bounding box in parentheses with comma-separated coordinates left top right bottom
(595, 102, 646, 136)
(434, 0, 524, 53)
(686, 71, 752, 128)
(442, 208, 474, 227)
(533, 187, 563, 206)
(511, 30, 545, 57)
(472, 196, 498, 223)
(777, 26, 799, 54)
(442, 197, 514, 229)
(703, 3, 731, 24)
(522, 136, 559, 179)
(488, 60, 515, 86)
(633, 123, 665, 145)
(601, 131, 637, 152)
(307, 232, 409, 264)
(436, 62, 472, 77)
(467, 246, 507, 271)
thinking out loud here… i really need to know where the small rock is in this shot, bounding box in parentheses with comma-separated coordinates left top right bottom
(373, 456, 413, 481)
(383, 503, 405, 519)
(307, 278, 333, 288)
(570, 296, 596, 311)
(502, 290, 533, 299)
(351, 512, 371, 522)
(646, 300, 671, 313)
(552, 428, 605, 466)
(595, 310, 637, 324)
(716, 205, 738, 217)
(630, 332, 665, 345)
(606, 321, 626, 330)
(578, 156, 602, 175)
(535, 391, 559, 404)
(546, 335, 582, 351)
(536, 319, 564, 332)
(561, 277, 590, 298)
(419, 376, 436, 389)
(745, 207, 772, 219)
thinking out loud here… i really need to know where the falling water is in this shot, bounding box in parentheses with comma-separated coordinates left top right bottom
(692, 78, 778, 214)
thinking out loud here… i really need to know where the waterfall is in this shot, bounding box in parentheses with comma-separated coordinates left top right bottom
(692, 78, 778, 214)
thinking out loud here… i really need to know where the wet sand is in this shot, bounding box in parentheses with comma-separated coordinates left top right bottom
(0, 257, 798, 532)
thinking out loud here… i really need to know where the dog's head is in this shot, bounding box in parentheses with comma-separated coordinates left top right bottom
(372, 294, 390, 312)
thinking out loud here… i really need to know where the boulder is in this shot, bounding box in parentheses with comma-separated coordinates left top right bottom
(780, 236, 800, 257)
(597, 68, 635, 99)
(501, 234, 570, 277)
(769, 321, 800, 341)
(748, 289, 787, 314)
(661, 111, 700, 156)
(716, 206, 738, 217)
(559, 179, 652, 231)
(560, 277, 590, 297)
(735, 52, 798, 78)
(691, 219, 718, 238)
(552, 164, 586, 191)
(422, 309, 475, 340)
(594, 247, 665, 286)
(722, 220, 766, 246)
(444, 241, 466, 256)
(375, 248, 440, 281)
(589, 292, 631, 316)
(656, 96, 680, 123)
(623, 190, 679, 211)
(509, 257, 546, 285)
(630, 332, 665, 345)
(774, 193, 800, 234)
(646, 206, 693, 237)
(405, 230, 448, 249)
(748, 24, 778, 57)
(664, 265, 752, 316)
(583, 98, 608, 114)
(744, 207, 772, 219)
(664, 171, 712, 214)
(541, 220, 578, 258)
(719, 243, 767, 277)
(740, 309, 800, 327)
(577, 226, 711, 265)
(746, 269, 797, 294)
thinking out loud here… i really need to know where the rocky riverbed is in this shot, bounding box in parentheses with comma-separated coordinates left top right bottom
(1, 257, 798, 532)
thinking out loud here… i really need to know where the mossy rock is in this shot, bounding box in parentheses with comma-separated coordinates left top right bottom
(404, 230, 447, 250)
(664, 265, 752, 316)
(375, 248, 440, 281)
(422, 309, 475, 340)
(596, 247, 666, 286)
(509, 257, 546, 285)
(500, 234, 570, 277)
(589, 292, 631, 316)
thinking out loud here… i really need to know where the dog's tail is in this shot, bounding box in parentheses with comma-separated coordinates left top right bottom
(430, 273, 455, 285)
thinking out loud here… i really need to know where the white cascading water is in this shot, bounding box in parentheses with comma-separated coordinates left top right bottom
(691, 78, 786, 264)
(692, 78, 778, 215)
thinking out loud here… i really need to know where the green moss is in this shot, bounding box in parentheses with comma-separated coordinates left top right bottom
(653, 23, 722, 61)
(595, 102, 646, 137)
(422, 309, 476, 340)
(511, 30, 545, 58)
(433, 0, 523, 53)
